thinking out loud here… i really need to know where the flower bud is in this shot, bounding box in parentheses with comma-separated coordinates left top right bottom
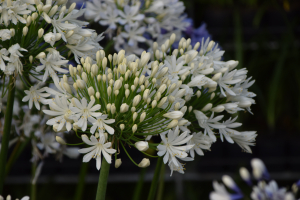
(151, 100, 157, 108)
(133, 95, 141, 107)
(222, 175, 236, 190)
(125, 89, 130, 98)
(189, 106, 193, 113)
(170, 33, 176, 45)
(73, 83, 78, 90)
(36, 52, 46, 59)
(212, 73, 222, 81)
(102, 57, 107, 70)
(239, 167, 250, 183)
(175, 89, 186, 98)
(68, 3, 76, 13)
(174, 102, 181, 111)
(193, 42, 200, 50)
(88, 87, 95, 96)
(132, 124, 137, 133)
(206, 41, 215, 52)
(163, 111, 183, 120)
(120, 124, 125, 131)
(114, 80, 122, 91)
(201, 103, 212, 112)
(56, 136, 66, 145)
(178, 119, 189, 126)
(81, 72, 88, 83)
(133, 112, 138, 122)
(131, 107, 136, 113)
(115, 159, 122, 168)
(120, 103, 129, 113)
(38, 28, 44, 38)
(135, 141, 149, 151)
(26, 16, 32, 26)
(167, 120, 178, 129)
(138, 158, 150, 168)
(76, 79, 85, 89)
(95, 92, 100, 99)
(111, 104, 116, 114)
(10, 28, 15, 36)
(211, 105, 225, 113)
(48, 5, 58, 16)
(107, 86, 112, 97)
(168, 96, 175, 104)
(106, 103, 111, 112)
(140, 112, 146, 122)
(210, 92, 215, 100)
(157, 84, 167, 94)
(157, 67, 168, 79)
(29, 55, 33, 64)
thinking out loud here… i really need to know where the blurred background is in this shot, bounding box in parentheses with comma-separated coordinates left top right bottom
(4, 0, 300, 199)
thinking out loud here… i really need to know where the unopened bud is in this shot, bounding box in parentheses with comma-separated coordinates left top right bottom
(135, 141, 149, 151)
(138, 158, 150, 168)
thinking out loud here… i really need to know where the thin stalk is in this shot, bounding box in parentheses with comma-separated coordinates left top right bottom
(147, 157, 163, 200)
(156, 164, 166, 200)
(0, 75, 16, 194)
(74, 162, 89, 200)
(31, 161, 37, 200)
(132, 168, 147, 200)
(95, 158, 110, 200)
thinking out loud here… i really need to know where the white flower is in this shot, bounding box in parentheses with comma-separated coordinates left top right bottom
(36, 52, 69, 82)
(36, 133, 60, 154)
(22, 83, 51, 110)
(88, 114, 115, 135)
(218, 69, 242, 96)
(194, 110, 226, 142)
(0, 0, 31, 26)
(251, 181, 291, 200)
(164, 55, 188, 82)
(8, 43, 27, 74)
(0, 195, 30, 200)
(78, 134, 117, 170)
(218, 117, 242, 143)
(209, 181, 234, 200)
(71, 97, 101, 131)
(99, 6, 120, 30)
(0, 29, 12, 41)
(118, 4, 144, 26)
(120, 23, 146, 46)
(43, 32, 56, 47)
(231, 131, 257, 153)
(157, 126, 193, 166)
(43, 95, 74, 131)
(188, 132, 213, 158)
(0, 48, 9, 71)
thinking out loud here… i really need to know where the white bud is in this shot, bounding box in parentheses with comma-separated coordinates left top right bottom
(115, 159, 122, 168)
(140, 112, 146, 122)
(106, 103, 111, 112)
(157, 67, 168, 79)
(210, 92, 215, 100)
(194, 42, 200, 50)
(133, 95, 141, 107)
(167, 120, 178, 129)
(157, 84, 167, 94)
(163, 111, 183, 120)
(212, 73, 222, 81)
(120, 124, 125, 131)
(120, 103, 129, 113)
(157, 97, 167, 108)
(206, 41, 215, 52)
(114, 80, 122, 91)
(29, 55, 33, 64)
(132, 124, 137, 133)
(38, 28, 44, 38)
(133, 112, 138, 122)
(151, 100, 157, 108)
(138, 158, 150, 168)
(36, 52, 46, 59)
(170, 33, 176, 45)
(125, 89, 130, 98)
(131, 85, 136, 92)
(88, 87, 95, 96)
(10, 28, 15, 37)
(143, 89, 150, 101)
(238, 101, 252, 108)
(96, 92, 100, 99)
(189, 106, 193, 113)
(111, 104, 116, 114)
(174, 102, 181, 111)
(26, 16, 32, 26)
(56, 136, 66, 145)
(178, 119, 189, 126)
(107, 86, 112, 97)
(135, 141, 149, 151)
(201, 103, 212, 112)
(239, 167, 250, 182)
(68, 3, 76, 13)
(48, 5, 58, 16)
(175, 89, 186, 98)
(76, 79, 85, 89)
(251, 158, 267, 179)
(222, 175, 236, 190)
(102, 57, 107, 70)
(211, 105, 225, 113)
(131, 107, 136, 113)
(168, 96, 175, 104)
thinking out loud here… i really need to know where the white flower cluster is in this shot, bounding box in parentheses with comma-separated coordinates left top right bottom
(0, 0, 103, 87)
(42, 48, 188, 170)
(84, 0, 189, 55)
(0, 194, 29, 200)
(210, 158, 297, 200)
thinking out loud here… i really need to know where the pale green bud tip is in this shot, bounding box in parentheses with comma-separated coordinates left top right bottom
(115, 159, 122, 168)
(135, 141, 149, 152)
(120, 124, 125, 130)
(56, 136, 66, 145)
(138, 158, 150, 168)
(239, 167, 250, 182)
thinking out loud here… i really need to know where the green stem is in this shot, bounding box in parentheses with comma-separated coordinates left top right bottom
(132, 168, 147, 200)
(147, 157, 163, 200)
(31, 161, 37, 200)
(0, 75, 16, 194)
(234, 7, 243, 68)
(95, 158, 110, 200)
(156, 164, 166, 200)
(74, 162, 89, 200)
